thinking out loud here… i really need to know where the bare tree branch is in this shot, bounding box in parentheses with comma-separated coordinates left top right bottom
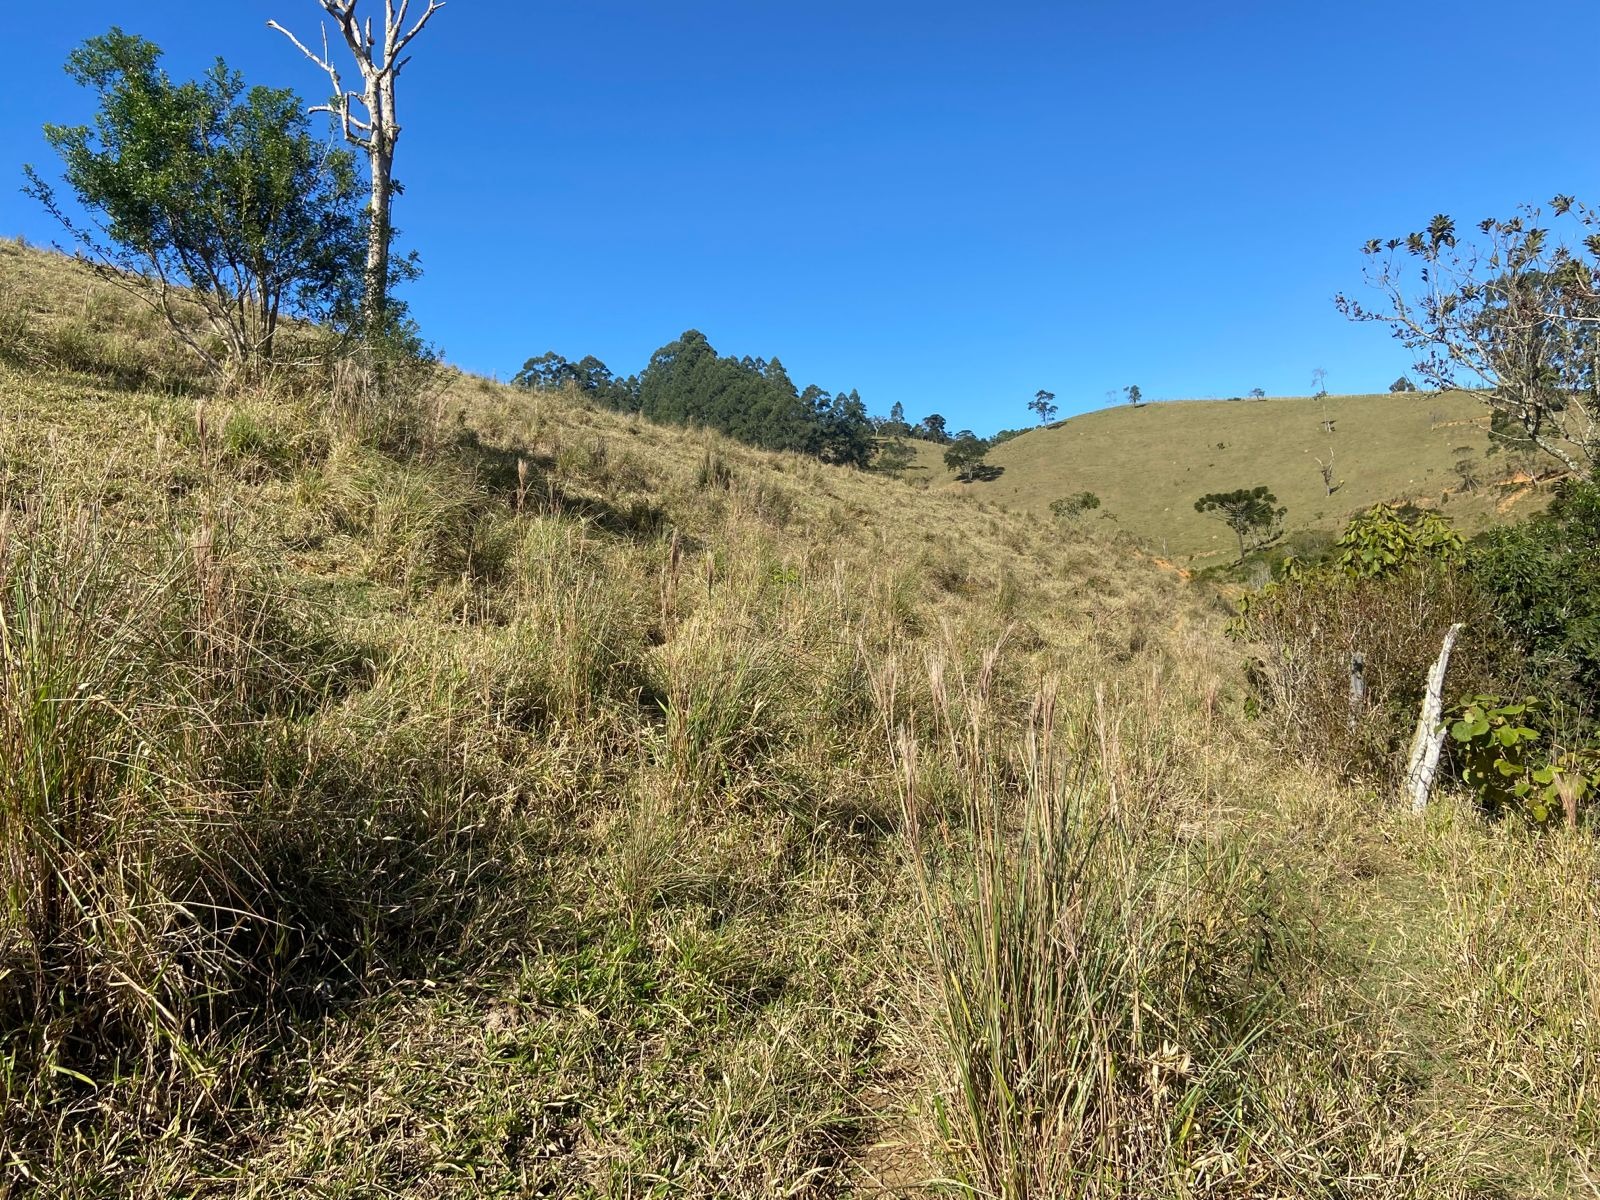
(1337, 202, 1600, 478)
(271, 0, 444, 328)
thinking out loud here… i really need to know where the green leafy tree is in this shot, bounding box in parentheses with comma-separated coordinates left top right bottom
(944, 433, 989, 482)
(1028, 389, 1058, 424)
(919, 413, 950, 443)
(1468, 479, 1600, 715)
(811, 388, 874, 467)
(872, 439, 916, 473)
(1248, 387, 1266, 399)
(617, 330, 872, 462)
(24, 29, 364, 376)
(1049, 491, 1101, 521)
(1390, 375, 1417, 393)
(1194, 486, 1286, 558)
(1124, 384, 1143, 407)
(513, 351, 572, 389)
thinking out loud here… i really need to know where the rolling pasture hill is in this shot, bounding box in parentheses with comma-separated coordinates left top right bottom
(3, 240, 1598, 1198)
(899, 392, 1552, 565)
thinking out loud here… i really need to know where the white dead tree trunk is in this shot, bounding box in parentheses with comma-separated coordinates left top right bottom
(269, 0, 445, 331)
(1403, 623, 1465, 815)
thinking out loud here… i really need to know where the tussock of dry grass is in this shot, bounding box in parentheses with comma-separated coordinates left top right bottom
(2, 242, 1597, 1197)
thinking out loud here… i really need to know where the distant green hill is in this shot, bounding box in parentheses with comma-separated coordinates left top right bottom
(896, 393, 1555, 564)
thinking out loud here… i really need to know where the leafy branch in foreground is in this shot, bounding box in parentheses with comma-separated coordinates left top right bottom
(24, 29, 364, 378)
(1337, 198, 1600, 478)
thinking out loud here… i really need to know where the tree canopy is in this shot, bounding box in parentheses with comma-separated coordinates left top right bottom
(1195, 486, 1286, 558)
(943, 433, 990, 482)
(514, 331, 874, 467)
(24, 29, 364, 375)
(1338, 199, 1600, 478)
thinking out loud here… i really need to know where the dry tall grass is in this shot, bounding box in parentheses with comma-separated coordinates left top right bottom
(2, 241, 1597, 1197)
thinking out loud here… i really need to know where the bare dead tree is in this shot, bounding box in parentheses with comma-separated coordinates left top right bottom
(1337, 200, 1600, 479)
(1315, 451, 1340, 496)
(269, 0, 445, 330)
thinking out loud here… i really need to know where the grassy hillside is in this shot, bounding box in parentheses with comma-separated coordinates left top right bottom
(899, 393, 1555, 565)
(3, 241, 1597, 1198)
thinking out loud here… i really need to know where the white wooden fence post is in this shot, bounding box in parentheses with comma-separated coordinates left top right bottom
(1404, 623, 1465, 815)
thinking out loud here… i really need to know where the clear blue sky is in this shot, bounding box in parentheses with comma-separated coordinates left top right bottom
(3, 1, 1598, 434)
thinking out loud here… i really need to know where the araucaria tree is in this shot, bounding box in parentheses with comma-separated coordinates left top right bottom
(25, 30, 363, 377)
(1337, 199, 1600, 478)
(1028, 389, 1058, 424)
(270, 0, 445, 330)
(1195, 486, 1286, 559)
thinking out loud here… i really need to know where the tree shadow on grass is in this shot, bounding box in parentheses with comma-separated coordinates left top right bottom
(452, 427, 684, 546)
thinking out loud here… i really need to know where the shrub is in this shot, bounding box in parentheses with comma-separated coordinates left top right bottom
(1446, 695, 1599, 824)
(1239, 563, 1506, 782)
(1466, 479, 1600, 727)
(1049, 491, 1100, 521)
(1237, 506, 1507, 783)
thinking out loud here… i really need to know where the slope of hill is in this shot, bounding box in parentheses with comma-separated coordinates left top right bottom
(3, 241, 1595, 1198)
(899, 393, 1553, 564)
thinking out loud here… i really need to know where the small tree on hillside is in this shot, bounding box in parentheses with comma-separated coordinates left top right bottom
(919, 413, 950, 443)
(1249, 387, 1266, 399)
(944, 433, 989, 482)
(1390, 375, 1418, 393)
(1049, 491, 1101, 521)
(24, 30, 364, 377)
(1028, 388, 1058, 424)
(1315, 451, 1341, 496)
(872, 439, 916, 473)
(1124, 384, 1143, 407)
(1337, 200, 1600, 479)
(1452, 450, 1484, 493)
(1195, 486, 1286, 559)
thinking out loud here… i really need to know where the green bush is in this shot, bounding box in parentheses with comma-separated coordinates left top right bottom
(1446, 695, 1599, 824)
(1466, 480, 1600, 727)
